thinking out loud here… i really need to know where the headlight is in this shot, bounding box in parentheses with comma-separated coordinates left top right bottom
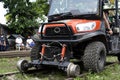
(76, 22, 96, 32)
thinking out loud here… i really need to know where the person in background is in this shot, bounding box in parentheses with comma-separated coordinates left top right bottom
(15, 35, 24, 51)
(0, 34, 6, 51)
(26, 36, 35, 50)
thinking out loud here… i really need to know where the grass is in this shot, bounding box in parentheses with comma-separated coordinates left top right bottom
(0, 57, 30, 74)
(0, 56, 120, 80)
(74, 56, 120, 80)
(76, 63, 120, 80)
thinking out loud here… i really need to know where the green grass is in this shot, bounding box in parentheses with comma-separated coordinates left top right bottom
(74, 56, 120, 80)
(0, 56, 120, 80)
(0, 57, 30, 74)
(75, 63, 120, 80)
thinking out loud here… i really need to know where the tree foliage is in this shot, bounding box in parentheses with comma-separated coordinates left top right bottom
(33, 0, 49, 21)
(1, 0, 49, 36)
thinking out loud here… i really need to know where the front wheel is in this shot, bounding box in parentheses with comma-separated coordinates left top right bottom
(83, 41, 106, 72)
(30, 42, 41, 61)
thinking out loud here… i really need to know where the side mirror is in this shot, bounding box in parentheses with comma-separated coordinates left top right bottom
(113, 27, 120, 34)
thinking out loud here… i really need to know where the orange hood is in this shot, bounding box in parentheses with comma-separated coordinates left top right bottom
(46, 19, 101, 34)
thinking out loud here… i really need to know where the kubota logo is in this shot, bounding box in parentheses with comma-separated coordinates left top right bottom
(54, 27, 61, 33)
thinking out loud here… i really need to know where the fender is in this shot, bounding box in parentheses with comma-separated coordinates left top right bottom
(75, 30, 106, 42)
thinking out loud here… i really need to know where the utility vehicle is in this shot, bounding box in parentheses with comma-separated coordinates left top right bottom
(17, 0, 120, 77)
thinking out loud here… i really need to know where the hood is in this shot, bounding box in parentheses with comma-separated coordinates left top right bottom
(45, 19, 101, 34)
(56, 19, 101, 33)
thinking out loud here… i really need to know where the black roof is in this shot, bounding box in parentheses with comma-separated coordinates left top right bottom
(8, 34, 24, 39)
(0, 23, 7, 27)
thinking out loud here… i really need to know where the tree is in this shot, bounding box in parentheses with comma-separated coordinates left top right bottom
(32, 0, 49, 22)
(1, 0, 49, 36)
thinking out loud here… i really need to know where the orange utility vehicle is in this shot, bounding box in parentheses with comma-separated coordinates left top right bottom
(17, 0, 120, 77)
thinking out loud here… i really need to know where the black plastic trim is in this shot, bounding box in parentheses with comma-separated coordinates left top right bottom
(34, 31, 106, 43)
(41, 22, 73, 39)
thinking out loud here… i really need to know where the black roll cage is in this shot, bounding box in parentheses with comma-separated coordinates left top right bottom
(48, 0, 101, 21)
(102, 0, 119, 27)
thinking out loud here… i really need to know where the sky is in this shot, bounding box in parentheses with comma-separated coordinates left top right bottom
(0, 2, 7, 24)
(29, 0, 36, 2)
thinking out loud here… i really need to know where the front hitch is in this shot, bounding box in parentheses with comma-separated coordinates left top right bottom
(17, 42, 80, 77)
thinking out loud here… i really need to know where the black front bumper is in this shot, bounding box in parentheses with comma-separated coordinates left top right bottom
(31, 60, 70, 68)
(33, 31, 105, 44)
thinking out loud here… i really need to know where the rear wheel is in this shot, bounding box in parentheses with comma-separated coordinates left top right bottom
(83, 41, 106, 72)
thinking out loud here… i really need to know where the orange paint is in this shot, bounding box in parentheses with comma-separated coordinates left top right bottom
(39, 19, 101, 34)
(66, 19, 101, 33)
(61, 44, 66, 60)
(41, 44, 46, 55)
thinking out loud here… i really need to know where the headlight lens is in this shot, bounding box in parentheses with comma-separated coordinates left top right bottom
(76, 22, 96, 32)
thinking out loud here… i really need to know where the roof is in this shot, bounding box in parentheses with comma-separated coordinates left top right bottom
(0, 23, 7, 27)
(8, 34, 24, 39)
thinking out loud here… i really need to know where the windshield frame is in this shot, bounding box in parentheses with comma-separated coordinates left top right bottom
(48, 0, 99, 17)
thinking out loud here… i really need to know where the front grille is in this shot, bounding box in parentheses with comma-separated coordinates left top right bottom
(45, 26, 72, 37)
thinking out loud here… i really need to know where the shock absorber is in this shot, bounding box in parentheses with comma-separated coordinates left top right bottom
(61, 44, 67, 61)
(40, 44, 46, 60)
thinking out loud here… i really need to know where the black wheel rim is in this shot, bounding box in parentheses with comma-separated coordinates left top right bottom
(98, 50, 105, 71)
